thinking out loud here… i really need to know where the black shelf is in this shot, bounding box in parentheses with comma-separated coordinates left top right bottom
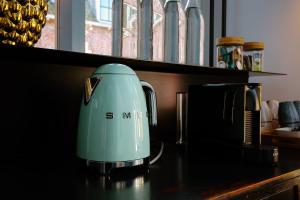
(249, 71, 286, 76)
(0, 46, 286, 77)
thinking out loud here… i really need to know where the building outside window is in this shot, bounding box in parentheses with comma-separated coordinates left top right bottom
(153, 0, 164, 61)
(35, 0, 56, 49)
(123, 3, 137, 31)
(85, 0, 113, 55)
(122, 0, 137, 58)
(99, 0, 112, 22)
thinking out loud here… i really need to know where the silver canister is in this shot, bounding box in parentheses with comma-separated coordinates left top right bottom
(185, 0, 204, 65)
(163, 0, 180, 63)
(176, 92, 188, 145)
(138, 0, 153, 60)
(112, 0, 123, 57)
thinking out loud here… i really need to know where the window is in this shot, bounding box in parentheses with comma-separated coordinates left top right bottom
(123, 3, 137, 30)
(179, 4, 186, 64)
(85, 0, 112, 55)
(100, 0, 112, 22)
(122, 1, 138, 58)
(55, 0, 204, 65)
(152, 0, 164, 61)
(153, 12, 162, 27)
(87, 0, 112, 24)
(35, 0, 56, 49)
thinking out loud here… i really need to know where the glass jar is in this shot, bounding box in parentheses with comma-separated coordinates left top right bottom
(243, 42, 264, 71)
(217, 37, 245, 70)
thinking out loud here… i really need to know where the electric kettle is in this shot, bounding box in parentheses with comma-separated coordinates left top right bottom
(76, 63, 157, 174)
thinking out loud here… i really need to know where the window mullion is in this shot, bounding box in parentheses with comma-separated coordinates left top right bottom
(56, 0, 85, 52)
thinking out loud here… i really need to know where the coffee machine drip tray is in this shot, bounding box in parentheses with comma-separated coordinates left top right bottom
(85, 157, 150, 174)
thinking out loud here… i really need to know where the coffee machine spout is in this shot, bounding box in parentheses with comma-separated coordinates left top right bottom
(246, 86, 260, 111)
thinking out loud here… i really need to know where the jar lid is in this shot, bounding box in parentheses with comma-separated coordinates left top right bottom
(244, 42, 264, 51)
(217, 36, 245, 46)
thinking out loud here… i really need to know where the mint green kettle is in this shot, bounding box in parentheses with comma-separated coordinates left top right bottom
(76, 63, 157, 174)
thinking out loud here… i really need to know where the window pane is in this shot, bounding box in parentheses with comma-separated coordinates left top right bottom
(100, 7, 109, 21)
(122, 1, 138, 58)
(108, 9, 112, 21)
(100, 0, 110, 8)
(153, 0, 164, 61)
(179, 3, 186, 64)
(85, 0, 112, 55)
(35, 0, 56, 49)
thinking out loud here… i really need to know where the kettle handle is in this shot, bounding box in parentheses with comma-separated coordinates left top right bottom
(141, 81, 157, 127)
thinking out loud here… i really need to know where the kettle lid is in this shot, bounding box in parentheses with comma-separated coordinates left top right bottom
(93, 63, 136, 75)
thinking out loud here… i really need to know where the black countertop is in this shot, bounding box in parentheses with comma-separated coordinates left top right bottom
(1, 144, 300, 200)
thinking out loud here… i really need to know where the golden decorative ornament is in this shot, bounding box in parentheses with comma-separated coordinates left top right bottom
(0, 0, 48, 47)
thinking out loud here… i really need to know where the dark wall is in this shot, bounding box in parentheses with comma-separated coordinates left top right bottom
(1, 63, 93, 165)
(0, 60, 247, 165)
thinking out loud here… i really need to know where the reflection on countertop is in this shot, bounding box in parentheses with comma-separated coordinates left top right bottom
(1, 144, 300, 199)
(82, 172, 150, 200)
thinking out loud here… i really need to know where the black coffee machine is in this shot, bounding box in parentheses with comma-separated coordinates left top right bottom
(187, 83, 278, 165)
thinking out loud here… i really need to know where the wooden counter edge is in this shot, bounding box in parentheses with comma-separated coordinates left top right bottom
(209, 168, 300, 200)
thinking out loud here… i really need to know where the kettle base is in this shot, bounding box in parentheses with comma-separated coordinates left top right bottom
(85, 157, 150, 174)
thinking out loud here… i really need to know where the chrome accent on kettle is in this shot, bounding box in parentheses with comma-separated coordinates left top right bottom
(86, 157, 149, 174)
